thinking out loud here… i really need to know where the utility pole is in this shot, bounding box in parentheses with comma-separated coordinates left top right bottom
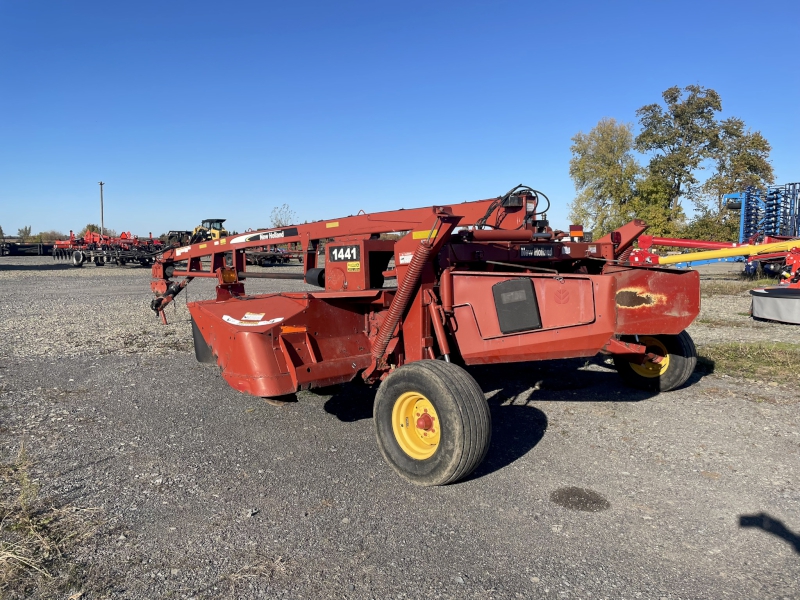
(98, 181, 105, 238)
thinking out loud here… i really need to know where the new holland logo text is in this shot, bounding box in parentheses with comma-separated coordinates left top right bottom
(230, 227, 299, 245)
(520, 245, 554, 258)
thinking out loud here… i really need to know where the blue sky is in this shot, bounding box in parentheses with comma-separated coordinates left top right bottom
(1, 0, 798, 236)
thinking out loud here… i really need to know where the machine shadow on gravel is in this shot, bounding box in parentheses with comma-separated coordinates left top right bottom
(739, 512, 800, 554)
(323, 381, 376, 422)
(467, 398, 548, 481)
(322, 357, 678, 424)
(321, 356, 708, 483)
(467, 359, 650, 402)
(470, 357, 710, 402)
(321, 370, 550, 482)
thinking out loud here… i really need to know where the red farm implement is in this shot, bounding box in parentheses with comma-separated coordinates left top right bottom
(150, 185, 701, 485)
(54, 230, 163, 267)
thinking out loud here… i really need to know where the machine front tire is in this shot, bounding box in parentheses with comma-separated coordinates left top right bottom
(374, 360, 491, 486)
(613, 331, 697, 392)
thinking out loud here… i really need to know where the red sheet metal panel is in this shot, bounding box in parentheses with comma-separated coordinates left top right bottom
(450, 272, 616, 364)
(609, 267, 700, 335)
(189, 293, 374, 397)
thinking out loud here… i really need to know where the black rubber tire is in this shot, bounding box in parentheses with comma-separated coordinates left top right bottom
(72, 251, 84, 267)
(374, 360, 491, 486)
(613, 331, 697, 392)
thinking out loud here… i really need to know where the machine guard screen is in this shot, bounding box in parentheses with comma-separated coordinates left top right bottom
(492, 278, 542, 334)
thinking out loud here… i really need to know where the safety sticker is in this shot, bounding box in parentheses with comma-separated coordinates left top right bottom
(412, 229, 438, 240)
(326, 221, 339, 228)
(588, 245, 597, 253)
(242, 312, 266, 321)
(220, 239, 227, 245)
(347, 261, 361, 272)
(562, 246, 571, 255)
(223, 315, 284, 327)
(175, 246, 191, 256)
(199, 243, 207, 249)
(399, 252, 414, 265)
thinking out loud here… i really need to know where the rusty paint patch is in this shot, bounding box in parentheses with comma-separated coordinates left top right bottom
(616, 288, 666, 308)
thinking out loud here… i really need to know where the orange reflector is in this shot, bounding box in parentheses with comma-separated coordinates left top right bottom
(569, 224, 584, 236)
(220, 268, 237, 284)
(280, 325, 308, 334)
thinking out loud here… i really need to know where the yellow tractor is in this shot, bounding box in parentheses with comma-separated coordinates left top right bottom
(190, 218, 228, 244)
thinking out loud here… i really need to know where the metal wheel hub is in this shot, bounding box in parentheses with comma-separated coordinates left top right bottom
(630, 336, 670, 378)
(392, 392, 441, 460)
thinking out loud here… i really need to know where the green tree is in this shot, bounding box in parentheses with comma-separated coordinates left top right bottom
(17, 226, 32, 241)
(270, 204, 297, 228)
(629, 176, 686, 238)
(79, 224, 100, 237)
(36, 230, 68, 243)
(703, 117, 774, 202)
(567, 118, 641, 237)
(635, 85, 722, 221)
(684, 117, 775, 241)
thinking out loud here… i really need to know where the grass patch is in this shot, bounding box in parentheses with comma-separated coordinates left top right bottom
(0, 443, 100, 598)
(697, 342, 800, 380)
(694, 317, 745, 328)
(700, 278, 775, 298)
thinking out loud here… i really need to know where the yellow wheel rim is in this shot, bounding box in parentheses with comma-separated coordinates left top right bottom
(391, 391, 441, 460)
(630, 336, 670, 378)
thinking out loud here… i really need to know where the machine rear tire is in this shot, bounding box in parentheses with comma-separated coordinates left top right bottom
(72, 251, 84, 267)
(613, 331, 697, 392)
(374, 360, 491, 486)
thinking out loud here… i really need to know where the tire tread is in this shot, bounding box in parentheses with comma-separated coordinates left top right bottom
(374, 360, 491, 486)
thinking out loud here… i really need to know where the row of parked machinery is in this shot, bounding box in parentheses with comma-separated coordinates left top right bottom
(52, 230, 164, 266)
(51, 218, 303, 268)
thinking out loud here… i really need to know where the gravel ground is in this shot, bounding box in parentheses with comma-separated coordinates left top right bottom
(688, 263, 793, 346)
(1, 256, 798, 599)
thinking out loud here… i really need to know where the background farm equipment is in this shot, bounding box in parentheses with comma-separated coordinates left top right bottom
(1, 241, 54, 256)
(630, 181, 799, 279)
(725, 181, 799, 276)
(149, 185, 701, 485)
(631, 237, 800, 324)
(749, 247, 800, 324)
(53, 230, 163, 267)
(727, 182, 800, 243)
(166, 230, 193, 247)
(245, 245, 304, 266)
(634, 234, 795, 276)
(190, 218, 228, 243)
(166, 219, 230, 247)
